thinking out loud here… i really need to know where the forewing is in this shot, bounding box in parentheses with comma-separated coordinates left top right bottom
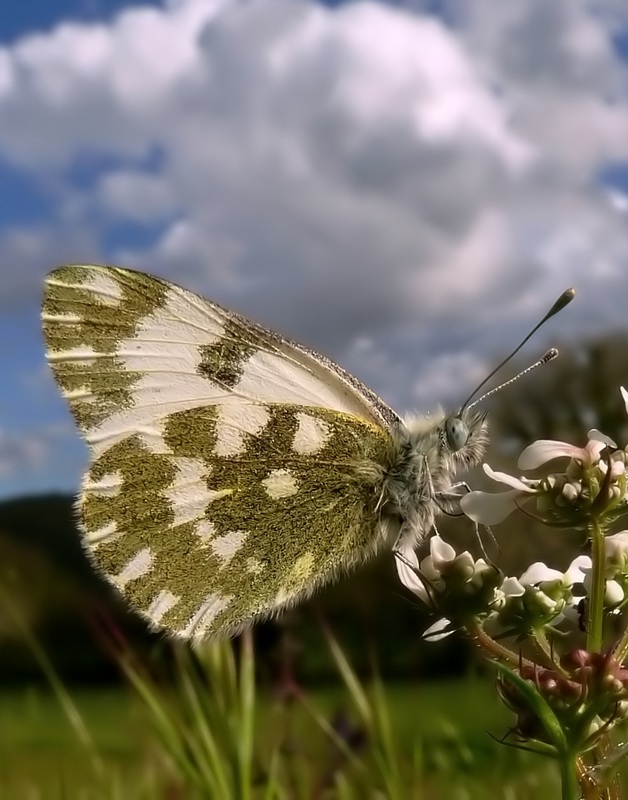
(80, 404, 392, 640)
(42, 265, 399, 463)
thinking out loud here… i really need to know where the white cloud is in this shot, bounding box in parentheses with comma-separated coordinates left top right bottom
(0, 428, 48, 477)
(0, 223, 98, 306)
(96, 170, 178, 221)
(412, 351, 487, 409)
(0, 0, 628, 413)
(608, 188, 628, 213)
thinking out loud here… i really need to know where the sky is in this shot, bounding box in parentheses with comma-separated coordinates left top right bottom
(1, 0, 628, 499)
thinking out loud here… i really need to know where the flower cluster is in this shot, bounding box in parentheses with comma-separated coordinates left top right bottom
(396, 539, 589, 639)
(500, 648, 628, 746)
(395, 536, 502, 639)
(395, 386, 628, 793)
(599, 531, 628, 608)
(487, 558, 590, 637)
(460, 387, 628, 531)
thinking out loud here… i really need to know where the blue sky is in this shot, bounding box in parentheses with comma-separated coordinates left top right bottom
(1, 1, 162, 43)
(2, 0, 628, 499)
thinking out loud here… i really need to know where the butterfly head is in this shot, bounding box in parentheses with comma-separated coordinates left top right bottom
(394, 405, 488, 483)
(441, 407, 489, 471)
(436, 288, 577, 474)
(445, 413, 471, 452)
(382, 407, 488, 540)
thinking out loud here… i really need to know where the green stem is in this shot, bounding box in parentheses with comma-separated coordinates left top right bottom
(534, 629, 566, 672)
(559, 752, 581, 800)
(587, 519, 606, 654)
(466, 622, 533, 668)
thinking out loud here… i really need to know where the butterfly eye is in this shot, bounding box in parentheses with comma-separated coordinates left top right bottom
(445, 416, 469, 452)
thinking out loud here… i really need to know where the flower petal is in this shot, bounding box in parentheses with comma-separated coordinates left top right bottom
(520, 562, 563, 585)
(605, 579, 624, 606)
(518, 440, 587, 470)
(500, 576, 525, 597)
(423, 617, 453, 641)
(587, 429, 617, 448)
(420, 555, 440, 583)
(430, 535, 456, 566)
(605, 531, 628, 565)
(483, 463, 535, 492)
(394, 548, 429, 602)
(565, 555, 592, 584)
(461, 488, 524, 525)
(621, 386, 628, 416)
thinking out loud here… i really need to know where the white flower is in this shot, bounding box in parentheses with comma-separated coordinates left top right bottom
(394, 535, 463, 604)
(488, 556, 592, 634)
(518, 434, 613, 471)
(461, 389, 628, 527)
(423, 618, 454, 642)
(394, 535, 502, 639)
(605, 531, 628, 571)
(576, 531, 628, 608)
(605, 579, 624, 606)
(621, 386, 628, 415)
(394, 538, 452, 638)
(395, 542, 428, 603)
(519, 556, 591, 588)
(460, 464, 539, 524)
(564, 555, 593, 585)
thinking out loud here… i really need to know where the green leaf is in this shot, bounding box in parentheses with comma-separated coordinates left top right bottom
(494, 662, 568, 754)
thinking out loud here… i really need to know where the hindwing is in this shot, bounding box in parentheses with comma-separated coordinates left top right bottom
(81, 403, 392, 639)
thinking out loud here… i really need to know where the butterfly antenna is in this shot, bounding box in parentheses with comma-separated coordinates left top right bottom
(458, 288, 575, 413)
(467, 348, 558, 410)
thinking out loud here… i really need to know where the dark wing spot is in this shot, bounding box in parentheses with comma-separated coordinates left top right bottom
(197, 321, 257, 388)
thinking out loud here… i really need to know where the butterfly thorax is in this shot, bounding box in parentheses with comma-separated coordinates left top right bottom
(377, 408, 488, 548)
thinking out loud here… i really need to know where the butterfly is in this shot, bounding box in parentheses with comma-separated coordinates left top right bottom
(41, 264, 495, 641)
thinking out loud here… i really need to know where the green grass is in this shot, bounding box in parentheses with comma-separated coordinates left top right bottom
(0, 678, 559, 799)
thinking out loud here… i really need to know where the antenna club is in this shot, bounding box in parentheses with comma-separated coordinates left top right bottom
(467, 348, 560, 411)
(546, 288, 575, 319)
(542, 348, 559, 363)
(459, 287, 572, 413)
(560, 288, 575, 305)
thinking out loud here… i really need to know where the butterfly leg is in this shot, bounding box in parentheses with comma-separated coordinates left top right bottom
(449, 480, 500, 563)
(434, 480, 472, 517)
(392, 547, 418, 571)
(391, 455, 439, 567)
(433, 483, 499, 564)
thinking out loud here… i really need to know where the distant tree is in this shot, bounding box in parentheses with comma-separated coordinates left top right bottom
(487, 331, 628, 454)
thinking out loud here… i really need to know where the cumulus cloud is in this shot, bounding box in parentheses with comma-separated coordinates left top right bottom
(0, 222, 99, 307)
(0, 428, 48, 478)
(1, 0, 628, 415)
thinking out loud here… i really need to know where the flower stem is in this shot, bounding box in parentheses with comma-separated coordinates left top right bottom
(534, 629, 564, 672)
(559, 753, 581, 800)
(466, 623, 532, 668)
(587, 519, 606, 654)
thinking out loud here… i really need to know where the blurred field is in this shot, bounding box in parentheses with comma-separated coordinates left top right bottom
(4, 342, 628, 797)
(0, 678, 561, 799)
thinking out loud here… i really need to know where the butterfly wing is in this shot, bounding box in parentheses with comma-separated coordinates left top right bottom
(42, 265, 397, 639)
(42, 265, 399, 460)
(79, 403, 391, 640)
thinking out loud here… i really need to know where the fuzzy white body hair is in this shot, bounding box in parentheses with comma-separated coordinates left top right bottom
(375, 407, 488, 552)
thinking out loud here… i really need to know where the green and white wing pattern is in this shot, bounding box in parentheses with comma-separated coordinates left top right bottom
(42, 265, 395, 640)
